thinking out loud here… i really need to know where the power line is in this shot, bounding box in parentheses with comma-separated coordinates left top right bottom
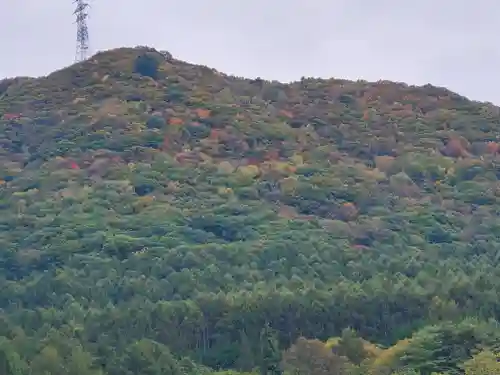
(74, 0, 90, 62)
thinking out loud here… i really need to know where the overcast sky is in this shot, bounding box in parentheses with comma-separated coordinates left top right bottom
(1, 0, 499, 103)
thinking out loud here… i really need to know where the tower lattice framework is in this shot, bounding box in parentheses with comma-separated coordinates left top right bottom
(74, 0, 90, 62)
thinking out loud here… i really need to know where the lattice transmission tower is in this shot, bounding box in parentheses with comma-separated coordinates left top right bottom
(73, 0, 90, 62)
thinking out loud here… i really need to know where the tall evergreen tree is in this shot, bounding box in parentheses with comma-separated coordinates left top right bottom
(236, 329, 256, 371)
(0, 344, 26, 375)
(259, 324, 282, 375)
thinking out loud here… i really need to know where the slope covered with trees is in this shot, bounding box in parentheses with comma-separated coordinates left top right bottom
(1, 47, 500, 375)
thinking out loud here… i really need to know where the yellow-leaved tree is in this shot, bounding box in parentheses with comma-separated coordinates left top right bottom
(462, 350, 500, 375)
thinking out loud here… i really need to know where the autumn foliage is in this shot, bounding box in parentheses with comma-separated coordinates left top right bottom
(168, 117, 184, 125)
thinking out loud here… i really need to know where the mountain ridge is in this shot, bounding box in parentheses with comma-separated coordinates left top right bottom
(2, 47, 499, 168)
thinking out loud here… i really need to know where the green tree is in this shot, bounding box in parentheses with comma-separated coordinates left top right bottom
(66, 345, 103, 375)
(236, 330, 256, 372)
(400, 320, 500, 375)
(0, 342, 26, 375)
(259, 325, 282, 375)
(134, 53, 160, 79)
(30, 346, 65, 375)
(335, 328, 366, 365)
(123, 339, 182, 375)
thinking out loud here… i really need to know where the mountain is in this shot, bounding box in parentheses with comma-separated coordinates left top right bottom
(1, 46, 500, 375)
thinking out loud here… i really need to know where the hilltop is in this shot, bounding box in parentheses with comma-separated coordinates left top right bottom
(1, 47, 500, 375)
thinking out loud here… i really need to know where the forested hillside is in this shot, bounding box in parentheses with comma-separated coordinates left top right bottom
(1, 47, 500, 375)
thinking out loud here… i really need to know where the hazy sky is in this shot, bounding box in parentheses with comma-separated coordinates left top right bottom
(1, 0, 499, 103)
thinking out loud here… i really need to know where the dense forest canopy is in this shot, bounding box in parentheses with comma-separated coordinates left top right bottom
(1, 47, 500, 375)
